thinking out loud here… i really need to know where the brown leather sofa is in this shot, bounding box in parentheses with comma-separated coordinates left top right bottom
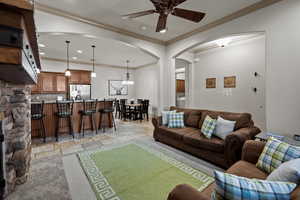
(152, 107, 261, 168)
(167, 141, 300, 200)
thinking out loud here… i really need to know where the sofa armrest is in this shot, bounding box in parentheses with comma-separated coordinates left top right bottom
(152, 116, 162, 128)
(224, 127, 261, 167)
(168, 184, 210, 200)
(242, 140, 266, 164)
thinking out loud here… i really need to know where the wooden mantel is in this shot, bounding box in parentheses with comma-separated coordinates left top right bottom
(0, 0, 41, 69)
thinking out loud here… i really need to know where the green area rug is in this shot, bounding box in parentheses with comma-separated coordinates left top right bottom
(78, 143, 214, 200)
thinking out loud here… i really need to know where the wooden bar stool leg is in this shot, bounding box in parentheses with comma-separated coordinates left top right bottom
(80, 115, 84, 137)
(92, 114, 97, 134)
(69, 117, 74, 139)
(41, 118, 46, 143)
(112, 114, 116, 131)
(55, 117, 59, 142)
(82, 116, 85, 137)
(103, 113, 106, 133)
(89, 115, 93, 132)
(98, 113, 103, 132)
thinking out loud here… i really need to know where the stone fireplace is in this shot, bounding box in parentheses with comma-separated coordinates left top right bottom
(0, 80, 31, 197)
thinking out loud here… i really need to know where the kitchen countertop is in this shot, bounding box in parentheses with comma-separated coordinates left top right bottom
(31, 99, 115, 104)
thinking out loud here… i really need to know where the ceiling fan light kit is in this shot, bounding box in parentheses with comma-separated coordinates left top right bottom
(122, 0, 206, 33)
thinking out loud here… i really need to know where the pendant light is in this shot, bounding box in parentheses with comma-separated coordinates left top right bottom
(91, 45, 96, 78)
(122, 60, 134, 85)
(65, 40, 71, 77)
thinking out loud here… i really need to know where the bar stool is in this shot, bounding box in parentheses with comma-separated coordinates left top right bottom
(79, 99, 98, 137)
(55, 100, 74, 141)
(98, 99, 116, 132)
(31, 101, 46, 143)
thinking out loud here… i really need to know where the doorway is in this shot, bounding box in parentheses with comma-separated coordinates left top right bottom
(175, 59, 190, 107)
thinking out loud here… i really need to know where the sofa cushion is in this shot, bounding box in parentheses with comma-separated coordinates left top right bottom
(226, 160, 268, 179)
(170, 106, 206, 125)
(185, 111, 202, 128)
(158, 126, 199, 140)
(199, 110, 252, 130)
(183, 132, 225, 153)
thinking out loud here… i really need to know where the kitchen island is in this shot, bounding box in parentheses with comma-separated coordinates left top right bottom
(31, 100, 113, 139)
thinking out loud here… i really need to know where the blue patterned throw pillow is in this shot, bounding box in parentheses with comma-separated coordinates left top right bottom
(161, 110, 176, 125)
(212, 171, 297, 200)
(201, 115, 217, 139)
(256, 137, 300, 174)
(168, 112, 184, 128)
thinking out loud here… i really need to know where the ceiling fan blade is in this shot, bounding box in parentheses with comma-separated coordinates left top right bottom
(156, 14, 168, 32)
(122, 10, 156, 19)
(172, 8, 205, 23)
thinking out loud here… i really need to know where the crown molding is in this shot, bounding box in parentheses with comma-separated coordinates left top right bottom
(35, 0, 282, 47)
(41, 57, 156, 70)
(35, 3, 166, 45)
(165, 0, 283, 45)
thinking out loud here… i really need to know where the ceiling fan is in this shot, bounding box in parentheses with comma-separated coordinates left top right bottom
(122, 0, 206, 33)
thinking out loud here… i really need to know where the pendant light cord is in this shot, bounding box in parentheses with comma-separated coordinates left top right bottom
(92, 45, 95, 72)
(66, 40, 70, 70)
(126, 60, 130, 80)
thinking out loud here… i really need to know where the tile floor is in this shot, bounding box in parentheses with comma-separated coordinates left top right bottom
(8, 119, 221, 200)
(8, 119, 154, 200)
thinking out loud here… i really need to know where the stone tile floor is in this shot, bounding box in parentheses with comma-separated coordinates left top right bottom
(31, 119, 154, 160)
(8, 119, 221, 200)
(7, 119, 154, 200)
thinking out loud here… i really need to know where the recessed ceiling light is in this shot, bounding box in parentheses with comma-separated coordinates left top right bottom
(50, 32, 64, 36)
(77, 50, 83, 54)
(83, 34, 97, 39)
(72, 57, 78, 60)
(39, 52, 45, 55)
(38, 43, 45, 48)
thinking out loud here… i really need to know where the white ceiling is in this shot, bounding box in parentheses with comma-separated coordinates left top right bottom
(38, 33, 158, 68)
(35, 0, 262, 41)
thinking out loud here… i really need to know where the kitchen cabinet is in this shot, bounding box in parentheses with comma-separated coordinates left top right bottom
(176, 80, 185, 93)
(68, 70, 91, 84)
(56, 74, 67, 92)
(31, 72, 67, 94)
(41, 73, 55, 92)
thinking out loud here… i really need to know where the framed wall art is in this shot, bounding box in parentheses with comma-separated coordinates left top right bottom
(108, 80, 128, 96)
(206, 78, 216, 89)
(224, 76, 236, 88)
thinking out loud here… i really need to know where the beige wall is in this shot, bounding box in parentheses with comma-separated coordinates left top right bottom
(166, 0, 300, 136)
